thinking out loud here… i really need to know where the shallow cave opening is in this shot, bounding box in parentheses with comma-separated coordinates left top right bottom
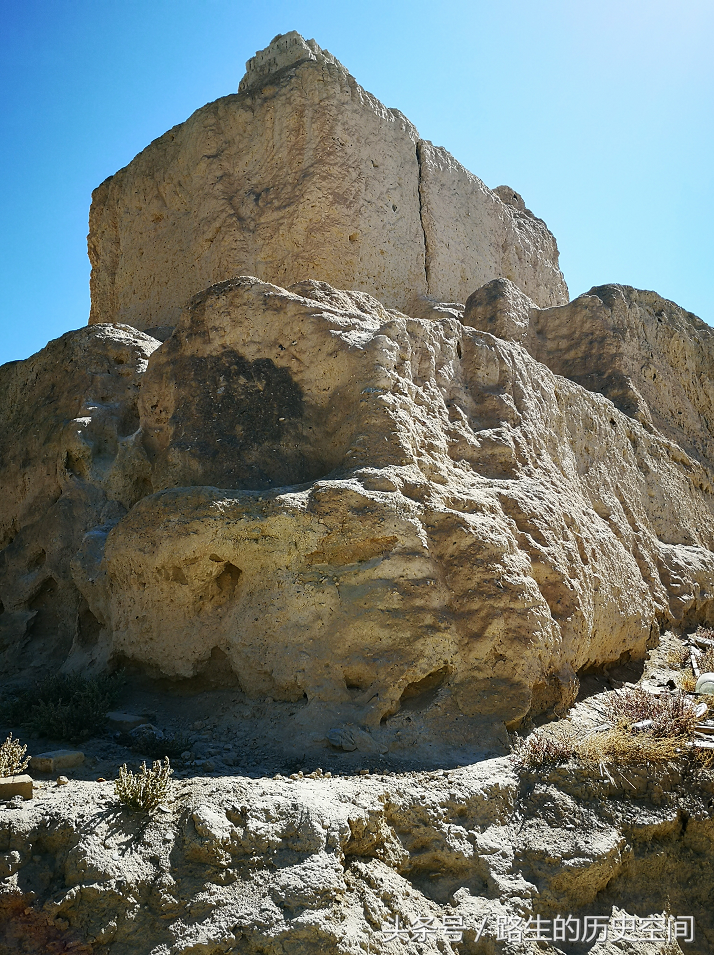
(27, 576, 64, 639)
(576, 652, 647, 703)
(27, 548, 46, 572)
(400, 666, 449, 709)
(380, 666, 450, 722)
(215, 562, 242, 595)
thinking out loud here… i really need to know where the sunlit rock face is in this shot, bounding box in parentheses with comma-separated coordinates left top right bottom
(1, 33, 713, 765)
(87, 31, 567, 336)
(4, 273, 713, 761)
(0, 324, 160, 676)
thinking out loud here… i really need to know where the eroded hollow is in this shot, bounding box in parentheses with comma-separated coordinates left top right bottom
(215, 562, 242, 595)
(27, 576, 60, 636)
(399, 666, 450, 713)
(27, 548, 46, 572)
(576, 652, 647, 703)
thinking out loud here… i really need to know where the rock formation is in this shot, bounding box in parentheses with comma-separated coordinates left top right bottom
(1, 760, 713, 954)
(3, 267, 714, 762)
(465, 280, 714, 469)
(2, 30, 714, 755)
(2, 29, 714, 955)
(87, 31, 567, 335)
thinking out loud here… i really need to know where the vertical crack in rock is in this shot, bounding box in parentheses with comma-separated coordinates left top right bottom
(415, 140, 431, 296)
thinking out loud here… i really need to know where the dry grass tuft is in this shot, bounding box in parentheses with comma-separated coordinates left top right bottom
(693, 625, 714, 642)
(679, 671, 697, 693)
(0, 733, 30, 777)
(602, 687, 698, 738)
(698, 648, 714, 673)
(667, 645, 689, 668)
(579, 727, 687, 764)
(514, 686, 706, 770)
(512, 726, 578, 767)
(115, 758, 172, 813)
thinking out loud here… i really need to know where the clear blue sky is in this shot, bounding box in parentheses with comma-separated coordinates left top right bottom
(1, 0, 712, 365)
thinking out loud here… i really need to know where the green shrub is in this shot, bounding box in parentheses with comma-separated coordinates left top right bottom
(0, 733, 30, 777)
(1, 672, 123, 741)
(115, 758, 173, 813)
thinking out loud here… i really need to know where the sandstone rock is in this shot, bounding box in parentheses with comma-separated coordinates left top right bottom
(87, 32, 567, 333)
(466, 280, 714, 469)
(2, 36, 714, 763)
(66, 277, 714, 757)
(29, 751, 84, 774)
(0, 324, 160, 675)
(417, 143, 566, 308)
(1, 761, 712, 953)
(106, 711, 150, 731)
(0, 775, 32, 801)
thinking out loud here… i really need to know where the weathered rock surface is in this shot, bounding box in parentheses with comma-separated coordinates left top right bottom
(3, 274, 712, 759)
(87, 31, 567, 334)
(0, 324, 160, 675)
(2, 27, 714, 954)
(1, 758, 712, 954)
(465, 280, 714, 470)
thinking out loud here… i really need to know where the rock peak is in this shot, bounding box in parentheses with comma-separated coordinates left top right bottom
(238, 30, 346, 92)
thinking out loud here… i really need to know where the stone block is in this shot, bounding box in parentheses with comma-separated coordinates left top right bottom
(0, 775, 33, 800)
(107, 712, 149, 731)
(29, 750, 84, 774)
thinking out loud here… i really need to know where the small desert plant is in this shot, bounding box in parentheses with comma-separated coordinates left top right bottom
(115, 758, 173, 813)
(2, 672, 123, 741)
(698, 647, 714, 673)
(512, 727, 578, 767)
(667, 645, 689, 668)
(679, 671, 697, 693)
(602, 687, 698, 739)
(0, 733, 30, 777)
(693, 625, 714, 642)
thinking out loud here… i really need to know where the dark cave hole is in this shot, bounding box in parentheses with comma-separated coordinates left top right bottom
(77, 598, 102, 650)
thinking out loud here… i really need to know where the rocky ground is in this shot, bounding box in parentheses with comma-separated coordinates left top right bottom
(1, 632, 713, 955)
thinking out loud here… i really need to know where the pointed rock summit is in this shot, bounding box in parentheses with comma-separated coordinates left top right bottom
(88, 31, 567, 336)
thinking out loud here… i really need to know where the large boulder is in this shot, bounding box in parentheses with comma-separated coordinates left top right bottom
(87, 31, 567, 335)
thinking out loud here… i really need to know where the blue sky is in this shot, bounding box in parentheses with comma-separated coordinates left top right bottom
(1, 0, 712, 365)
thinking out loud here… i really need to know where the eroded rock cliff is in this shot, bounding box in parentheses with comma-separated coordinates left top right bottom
(2, 27, 714, 955)
(3, 274, 714, 762)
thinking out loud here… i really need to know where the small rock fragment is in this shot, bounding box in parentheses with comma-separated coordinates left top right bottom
(106, 712, 148, 732)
